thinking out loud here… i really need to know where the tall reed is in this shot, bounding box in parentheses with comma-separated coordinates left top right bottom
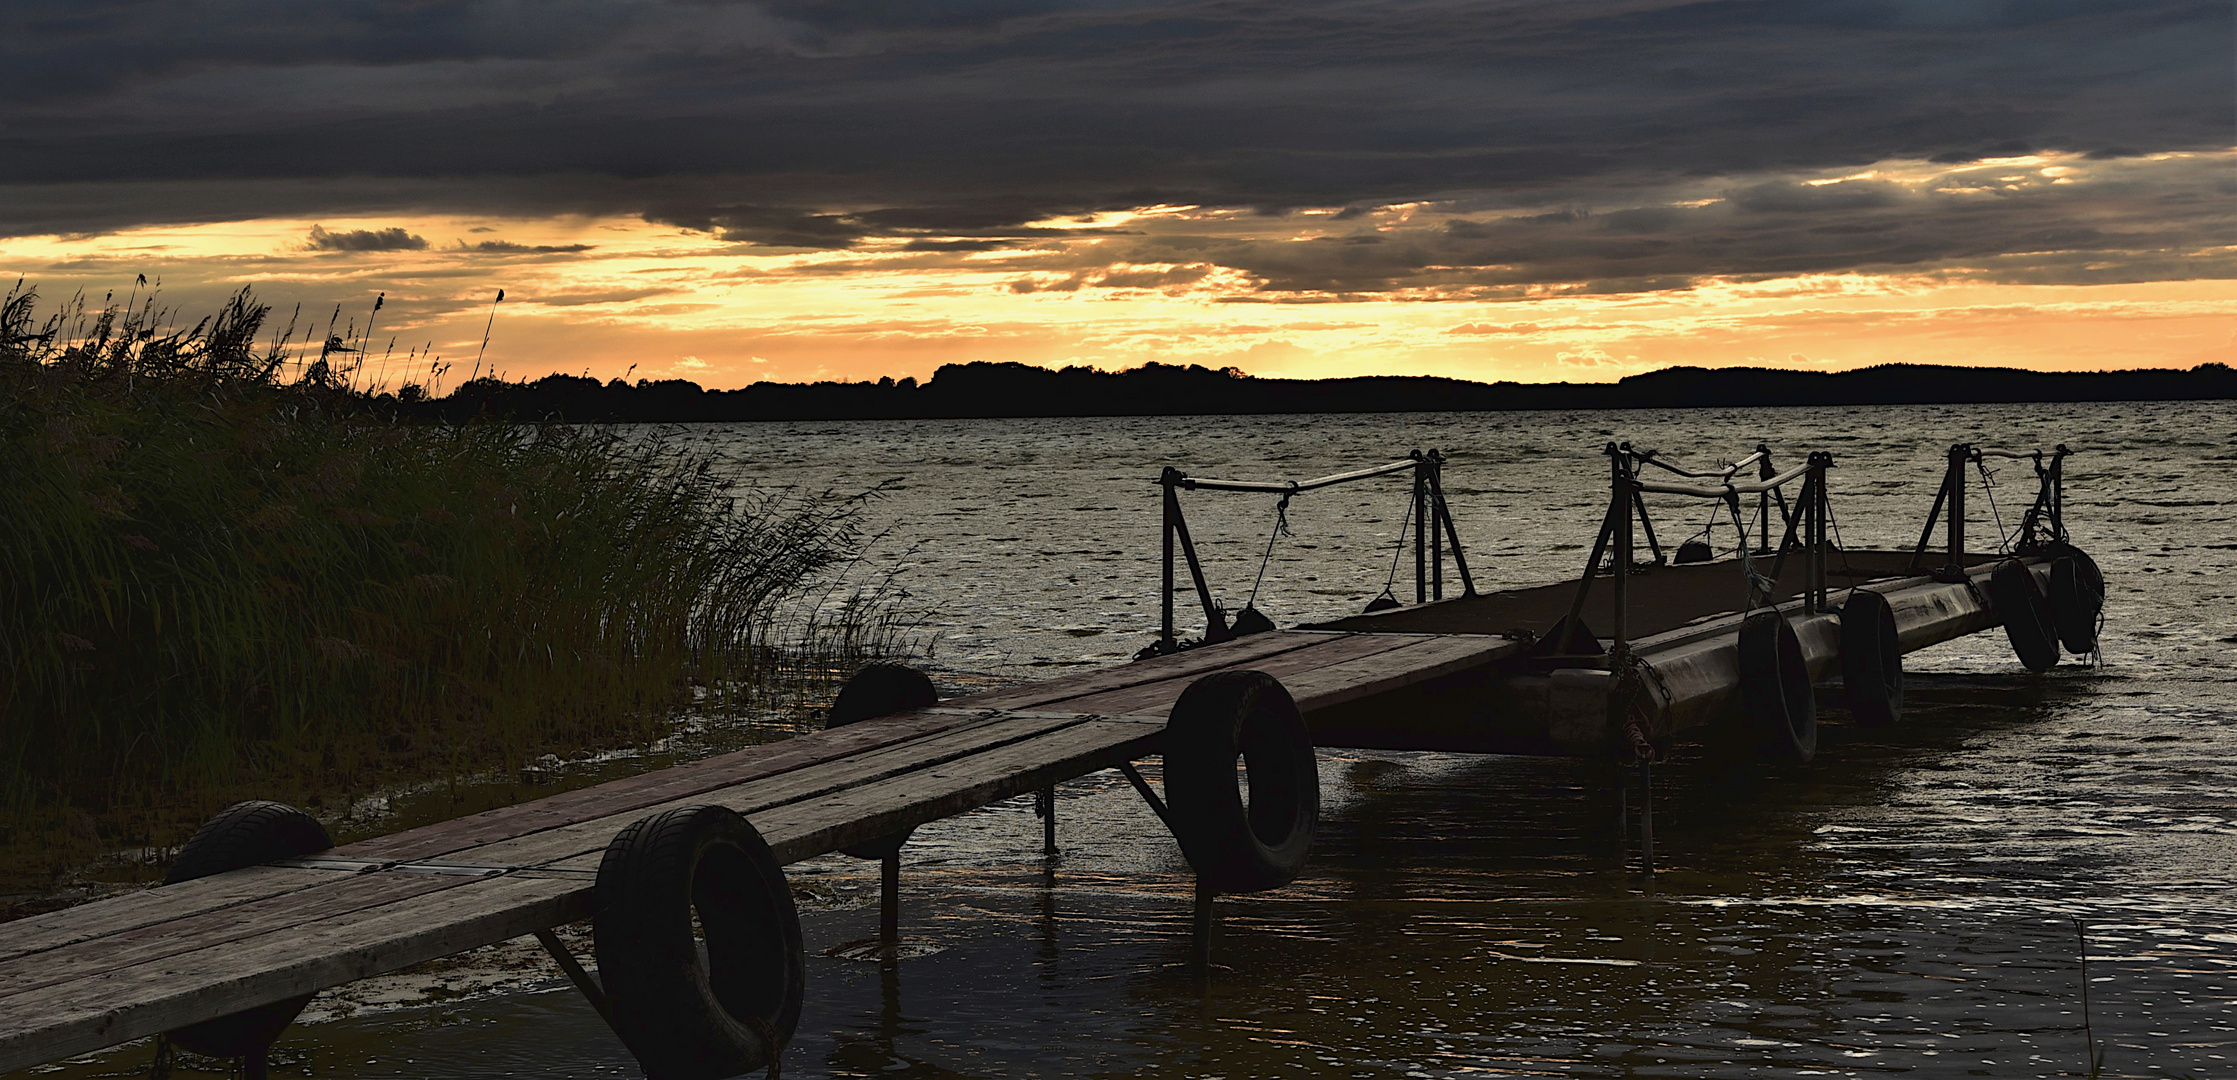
(0, 283, 893, 887)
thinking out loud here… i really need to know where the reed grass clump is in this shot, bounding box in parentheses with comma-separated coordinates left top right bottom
(0, 283, 889, 887)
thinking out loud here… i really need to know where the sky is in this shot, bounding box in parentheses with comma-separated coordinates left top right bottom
(2, 0, 2231, 390)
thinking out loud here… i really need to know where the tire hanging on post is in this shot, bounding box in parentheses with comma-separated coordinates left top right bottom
(1839, 589, 1904, 729)
(162, 801, 331, 1059)
(1161, 670, 1319, 894)
(2050, 547, 2104, 655)
(1739, 608, 1817, 764)
(824, 662, 938, 859)
(593, 805, 804, 1080)
(1990, 558, 2060, 672)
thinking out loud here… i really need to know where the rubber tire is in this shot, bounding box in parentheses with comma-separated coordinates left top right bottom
(1990, 558, 2060, 672)
(1162, 670, 1319, 894)
(593, 806, 804, 1080)
(2050, 547, 2104, 655)
(163, 801, 332, 1058)
(1839, 589, 1905, 729)
(824, 663, 937, 859)
(1740, 609, 1817, 764)
(1675, 540, 1714, 564)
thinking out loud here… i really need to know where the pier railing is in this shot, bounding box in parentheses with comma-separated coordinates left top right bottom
(1908, 443, 2073, 581)
(1549, 442, 1835, 659)
(1151, 449, 1472, 654)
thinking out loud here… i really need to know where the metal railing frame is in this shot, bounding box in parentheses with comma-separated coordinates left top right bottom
(1562, 442, 1832, 659)
(1907, 443, 2072, 581)
(1156, 449, 1474, 651)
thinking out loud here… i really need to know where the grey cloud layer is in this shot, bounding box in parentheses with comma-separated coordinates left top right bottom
(2, 0, 2228, 289)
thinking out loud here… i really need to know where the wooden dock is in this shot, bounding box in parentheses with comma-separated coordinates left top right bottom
(0, 440, 2097, 1078)
(0, 626, 1507, 1073)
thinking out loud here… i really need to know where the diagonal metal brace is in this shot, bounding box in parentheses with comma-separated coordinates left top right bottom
(1116, 761, 1175, 833)
(533, 929, 619, 1036)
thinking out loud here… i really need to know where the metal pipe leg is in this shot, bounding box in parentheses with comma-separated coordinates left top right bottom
(242, 1049, 269, 1080)
(1037, 785, 1057, 856)
(1640, 761, 1656, 876)
(1191, 880, 1216, 969)
(880, 849, 901, 948)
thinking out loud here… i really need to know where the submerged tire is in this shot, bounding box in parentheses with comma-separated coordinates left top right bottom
(824, 663, 938, 859)
(164, 801, 332, 1058)
(1163, 670, 1319, 893)
(1740, 609, 1817, 764)
(1839, 589, 1905, 729)
(2050, 548, 2104, 655)
(594, 806, 805, 1080)
(1990, 559, 2060, 672)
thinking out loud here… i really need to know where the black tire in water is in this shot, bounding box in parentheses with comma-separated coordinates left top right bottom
(2050, 547, 2104, 655)
(824, 662, 938, 859)
(1162, 670, 1319, 893)
(1990, 558, 2060, 672)
(1839, 589, 1905, 729)
(163, 801, 332, 1058)
(593, 805, 805, 1080)
(1740, 608, 1817, 764)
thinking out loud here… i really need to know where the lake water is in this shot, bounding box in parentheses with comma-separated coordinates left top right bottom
(21, 403, 2237, 1079)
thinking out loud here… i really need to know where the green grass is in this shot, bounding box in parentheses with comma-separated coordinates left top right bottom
(0, 282, 901, 888)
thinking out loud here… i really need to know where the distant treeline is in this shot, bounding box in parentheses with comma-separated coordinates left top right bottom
(415, 360, 2237, 423)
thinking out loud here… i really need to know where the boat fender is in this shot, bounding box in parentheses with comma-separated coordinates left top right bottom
(1739, 608, 1817, 764)
(1675, 539, 1714, 564)
(1839, 589, 1904, 728)
(824, 663, 937, 859)
(2050, 547, 2104, 655)
(594, 806, 803, 1080)
(1162, 670, 1319, 893)
(1989, 559, 2059, 672)
(162, 801, 332, 1058)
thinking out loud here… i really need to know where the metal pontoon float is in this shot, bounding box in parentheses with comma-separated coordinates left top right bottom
(0, 440, 2103, 1079)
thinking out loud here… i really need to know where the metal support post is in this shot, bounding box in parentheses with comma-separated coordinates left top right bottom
(1611, 449, 1632, 653)
(880, 849, 901, 947)
(1429, 451, 1444, 601)
(1036, 785, 1057, 855)
(1639, 760, 1655, 875)
(1412, 453, 1428, 604)
(1160, 469, 1177, 649)
(1945, 443, 1968, 577)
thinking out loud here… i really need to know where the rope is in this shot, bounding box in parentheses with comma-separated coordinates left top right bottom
(1245, 487, 1295, 610)
(1726, 492, 1777, 608)
(1975, 457, 2014, 554)
(1822, 485, 1856, 581)
(1376, 489, 1414, 600)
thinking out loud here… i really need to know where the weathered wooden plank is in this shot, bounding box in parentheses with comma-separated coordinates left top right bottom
(340, 702, 1040, 861)
(1280, 634, 1521, 712)
(0, 868, 337, 968)
(754, 717, 1167, 863)
(1048, 631, 1432, 717)
(0, 718, 1169, 1072)
(0, 872, 585, 1074)
(444, 708, 1117, 872)
(0, 871, 467, 1002)
(944, 630, 1343, 711)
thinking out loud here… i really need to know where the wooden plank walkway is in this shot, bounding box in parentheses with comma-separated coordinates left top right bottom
(0, 629, 1521, 1072)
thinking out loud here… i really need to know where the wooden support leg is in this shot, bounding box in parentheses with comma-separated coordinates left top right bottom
(880, 849, 901, 948)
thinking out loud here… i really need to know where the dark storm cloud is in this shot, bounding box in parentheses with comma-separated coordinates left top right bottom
(1, 0, 2228, 288)
(304, 224, 426, 251)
